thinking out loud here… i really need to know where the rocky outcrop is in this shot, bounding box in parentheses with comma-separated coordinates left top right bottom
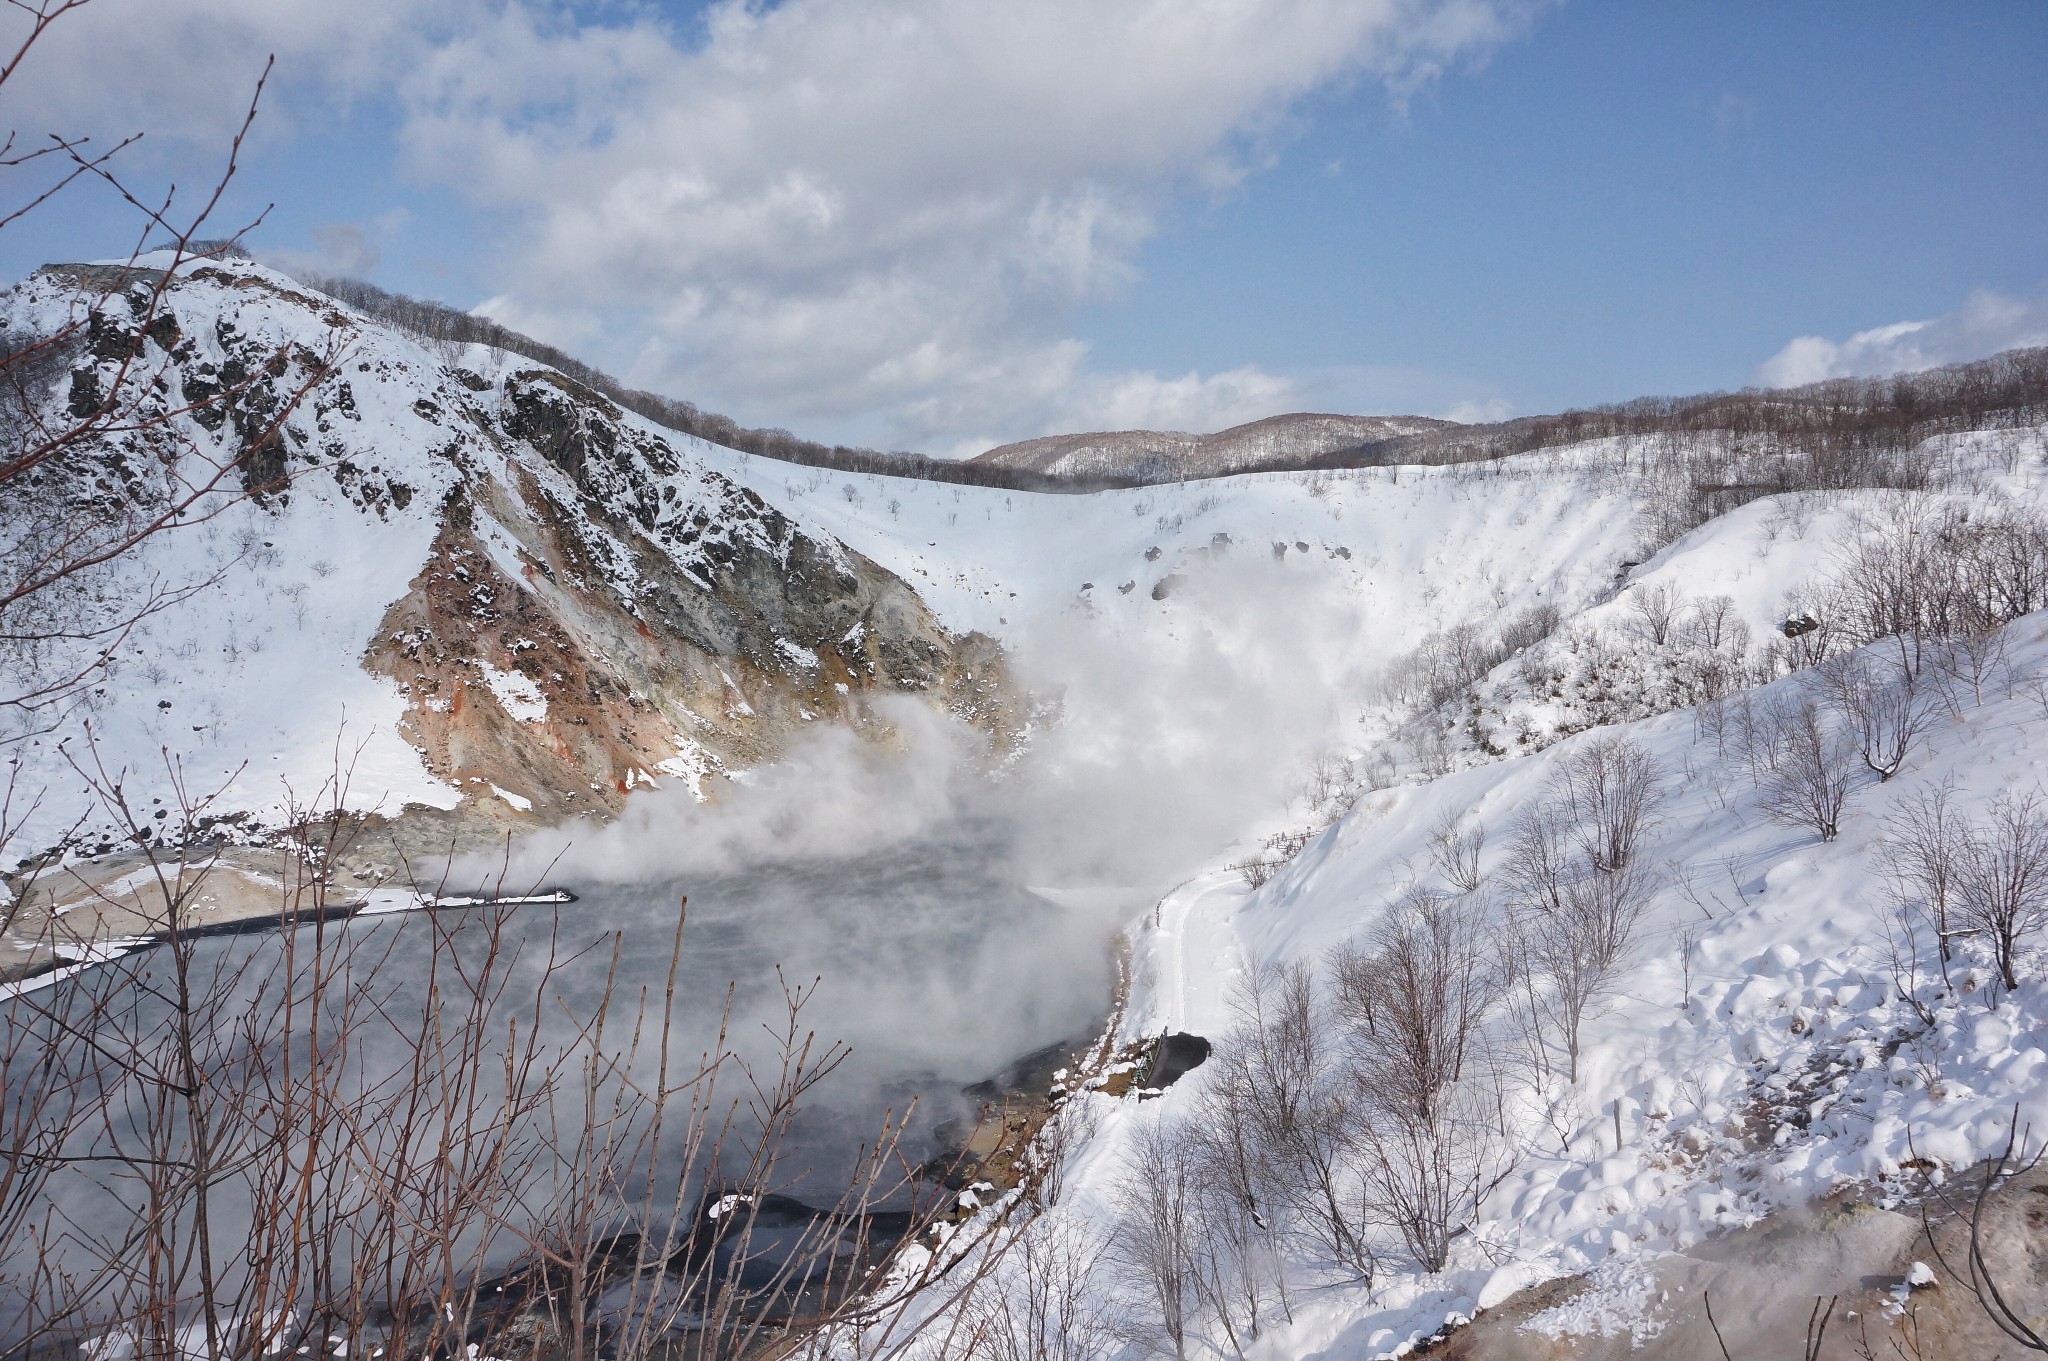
(368, 363, 1021, 821)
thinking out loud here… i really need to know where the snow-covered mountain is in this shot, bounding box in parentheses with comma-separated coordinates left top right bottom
(730, 422, 2048, 1356)
(0, 255, 1011, 860)
(1041, 458, 2048, 1356)
(7, 248, 2048, 1356)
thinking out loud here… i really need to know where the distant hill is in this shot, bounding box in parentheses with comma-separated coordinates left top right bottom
(969, 412, 1455, 482)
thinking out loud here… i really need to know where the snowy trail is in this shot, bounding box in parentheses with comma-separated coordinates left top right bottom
(1131, 870, 1247, 1041)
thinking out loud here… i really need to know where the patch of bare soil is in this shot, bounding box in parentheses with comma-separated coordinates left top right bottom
(1420, 1165, 2048, 1360)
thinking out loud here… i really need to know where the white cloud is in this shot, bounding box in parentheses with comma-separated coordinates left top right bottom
(1441, 396, 1514, 424)
(1757, 288, 2048, 389)
(1067, 364, 1304, 435)
(390, 0, 1532, 449)
(0, 0, 443, 148)
(2, 0, 1530, 449)
(916, 362, 1306, 458)
(256, 222, 382, 280)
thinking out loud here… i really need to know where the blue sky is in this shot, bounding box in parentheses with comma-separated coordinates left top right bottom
(4, 0, 2044, 452)
(1085, 2, 2048, 415)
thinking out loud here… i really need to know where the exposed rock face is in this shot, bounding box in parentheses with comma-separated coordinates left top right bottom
(362, 448, 1007, 819)
(5, 258, 1018, 832)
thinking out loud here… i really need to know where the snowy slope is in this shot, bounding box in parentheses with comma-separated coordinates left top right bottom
(0, 255, 1001, 863)
(1003, 463, 2048, 1360)
(713, 448, 1634, 646)
(11, 249, 2048, 1356)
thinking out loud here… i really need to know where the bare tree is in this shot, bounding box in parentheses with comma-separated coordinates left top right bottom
(1831, 499, 1950, 682)
(1877, 895, 1944, 1031)
(1514, 864, 1657, 1083)
(1879, 779, 1967, 969)
(1108, 1106, 1285, 1361)
(1300, 748, 1355, 824)
(1331, 892, 1492, 1130)
(1961, 503, 2048, 625)
(964, 1216, 1117, 1361)
(1114, 1122, 1197, 1361)
(1204, 959, 1372, 1284)
(1556, 736, 1665, 873)
(1329, 891, 1505, 1272)
(1626, 581, 1684, 647)
(1497, 773, 1660, 1085)
(1361, 746, 1400, 793)
(1428, 810, 1486, 896)
(1499, 600, 1561, 653)
(1405, 722, 1454, 780)
(1816, 498, 2048, 708)
(1384, 624, 1513, 713)
(1816, 652, 1933, 782)
(1684, 593, 1740, 652)
(1931, 623, 2010, 711)
(1757, 697, 1856, 842)
(1181, 1148, 1280, 1358)
(1500, 799, 1577, 921)
(1953, 788, 2048, 995)
(2018, 668, 2048, 722)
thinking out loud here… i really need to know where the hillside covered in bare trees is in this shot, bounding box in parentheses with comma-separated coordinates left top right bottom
(290, 266, 2048, 510)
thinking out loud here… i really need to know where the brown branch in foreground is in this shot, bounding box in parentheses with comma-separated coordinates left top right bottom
(1, 726, 1034, 1360)
(0, 18, 351, 715)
